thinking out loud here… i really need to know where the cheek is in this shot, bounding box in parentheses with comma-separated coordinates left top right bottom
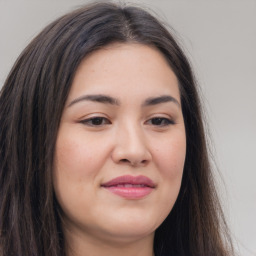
(53, 129, 104, 213)
(53, 129, 106, 219)
(54, 129, 106, 179)
(154, 133, 186, 179)
(151, 131, 186, 217)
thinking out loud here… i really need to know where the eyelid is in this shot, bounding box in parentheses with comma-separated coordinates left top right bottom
(79, 115, 111, 127)
(144, 115, 176, 126)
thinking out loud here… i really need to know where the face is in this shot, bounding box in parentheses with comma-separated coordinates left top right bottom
(53, 43, 186, 245)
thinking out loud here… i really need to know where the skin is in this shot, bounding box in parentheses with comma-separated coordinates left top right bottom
(53, 43, 186, 256)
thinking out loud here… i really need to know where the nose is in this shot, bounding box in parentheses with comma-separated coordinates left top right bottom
(111, 124, 152, 167)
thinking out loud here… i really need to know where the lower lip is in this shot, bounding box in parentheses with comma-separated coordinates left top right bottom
(103, 186, 154, 199)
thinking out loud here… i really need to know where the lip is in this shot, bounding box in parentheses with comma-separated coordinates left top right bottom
(101, 175, 156, 199)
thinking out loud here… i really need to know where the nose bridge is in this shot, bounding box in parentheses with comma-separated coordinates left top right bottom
(112, 119, 151, 166)
(122, 121, 144, 150)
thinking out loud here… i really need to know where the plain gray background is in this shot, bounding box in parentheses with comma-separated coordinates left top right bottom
(0, 0, 255, 255)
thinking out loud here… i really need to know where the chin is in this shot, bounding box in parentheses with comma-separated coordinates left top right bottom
(97, 212, 160, 241)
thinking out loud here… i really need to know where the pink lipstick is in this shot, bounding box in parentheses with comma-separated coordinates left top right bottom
(101, 175, 155, 199)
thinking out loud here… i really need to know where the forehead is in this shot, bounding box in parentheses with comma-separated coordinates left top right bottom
(68, 43, 180, 104)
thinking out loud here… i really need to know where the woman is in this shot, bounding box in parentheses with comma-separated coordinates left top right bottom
(0, 2, 234, 256)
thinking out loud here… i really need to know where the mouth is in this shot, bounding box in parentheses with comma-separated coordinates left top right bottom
(101, 175, 156, 199)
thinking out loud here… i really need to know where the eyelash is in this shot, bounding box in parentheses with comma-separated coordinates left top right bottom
(146, 117, 175, 126)
(79, 117, 111, 126)
(79, 116, 175, 127)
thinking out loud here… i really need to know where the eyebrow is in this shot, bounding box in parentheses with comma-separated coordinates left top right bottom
(68, 94, 180, 108)
(68, 94, 120, 107)
(142, 95, 180, 107)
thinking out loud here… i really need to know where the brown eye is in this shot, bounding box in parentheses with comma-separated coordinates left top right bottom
(80, 117, 111, 126)
(147, 117, 174, 126)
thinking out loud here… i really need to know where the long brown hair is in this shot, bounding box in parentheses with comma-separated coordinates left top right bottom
(0, 2, 233, 256)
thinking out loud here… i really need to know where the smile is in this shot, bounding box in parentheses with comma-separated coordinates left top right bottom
(101, 175, 156, 199)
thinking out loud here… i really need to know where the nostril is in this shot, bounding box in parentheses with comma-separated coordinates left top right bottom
(120, 159, 129, 163)
(119, 158, 148, 166)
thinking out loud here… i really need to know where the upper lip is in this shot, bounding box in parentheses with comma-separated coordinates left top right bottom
(101, 175, 156, 188)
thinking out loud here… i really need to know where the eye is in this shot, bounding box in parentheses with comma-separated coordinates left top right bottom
(80, 117, 111, 126)
(146, 117, 174, 126)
